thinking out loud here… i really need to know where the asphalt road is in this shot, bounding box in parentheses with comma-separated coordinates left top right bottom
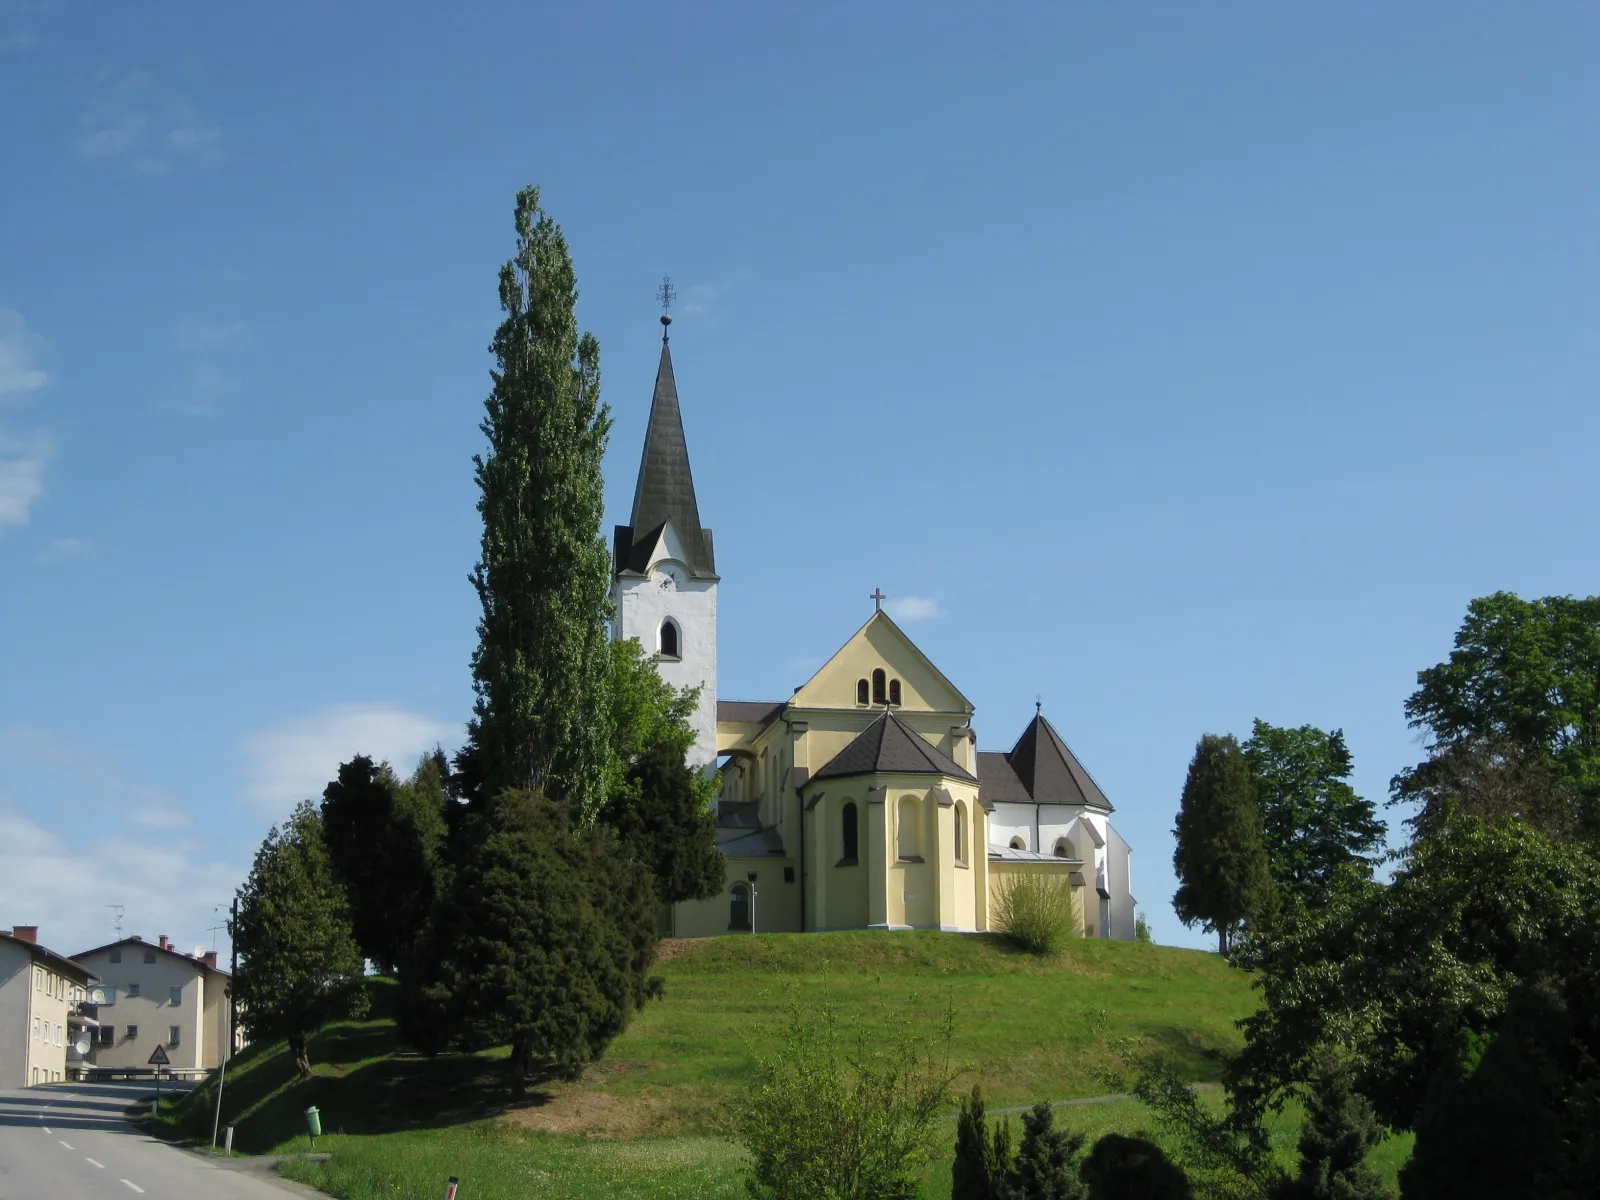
(0, 1082, 318, 1200)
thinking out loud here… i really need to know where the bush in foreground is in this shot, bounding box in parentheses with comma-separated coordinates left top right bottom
(738, 1004, 957, 1200)
(993, 871, 1077, 955)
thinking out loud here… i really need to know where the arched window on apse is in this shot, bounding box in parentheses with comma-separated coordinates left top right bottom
(730, 883, 751, 930)
(898, 796, 921, 860)
(888, 679, 902, 706)
(872, 669, 887, 705)
(1054, 838, 1072, 858)
(841, 802, 859, 863)
(1009, 836, 1026, 851)
(857, 678, 870, 705)
(659, 620, 680, 660)
(954, 801, 966, 863)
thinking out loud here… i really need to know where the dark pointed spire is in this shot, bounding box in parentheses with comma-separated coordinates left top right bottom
(1007, 710, 1114, 811)
(615, 325, 715, 577)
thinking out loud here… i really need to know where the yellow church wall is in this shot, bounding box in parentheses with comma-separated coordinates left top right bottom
(671, 855, 801, 938)
(789, 612, 971, 721)
(806, 791, 871, 930)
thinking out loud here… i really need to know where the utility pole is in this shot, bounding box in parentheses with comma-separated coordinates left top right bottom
(213, 897, 238, 1148)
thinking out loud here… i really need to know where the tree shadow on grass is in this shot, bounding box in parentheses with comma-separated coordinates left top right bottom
(1137, 1024, 1236, 1081)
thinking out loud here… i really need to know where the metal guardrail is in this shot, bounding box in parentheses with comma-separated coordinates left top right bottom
(69, 1066, 214, 1082)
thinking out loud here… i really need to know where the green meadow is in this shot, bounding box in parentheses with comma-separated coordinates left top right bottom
(157, 931, 1409, 1199)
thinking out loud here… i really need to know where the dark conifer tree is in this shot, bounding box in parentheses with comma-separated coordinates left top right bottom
(231, 800, 368, 1077)
(599, 741, 722, 904)
(1001, 1102, 1086, 1200)
(953, 1086, 1007, 1200)
(430, 790, 658, 1092)
(1173, 734, 1274, 954)
(462, 185, 613, 822)
(1271, 1050, 1388, 1200)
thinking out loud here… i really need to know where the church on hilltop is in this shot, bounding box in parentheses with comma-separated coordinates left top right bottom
(611, 313, 1137, 940)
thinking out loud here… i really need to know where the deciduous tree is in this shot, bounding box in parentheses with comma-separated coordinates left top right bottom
(461, 185, 613, 822)
(1243, 720, 1385, 911)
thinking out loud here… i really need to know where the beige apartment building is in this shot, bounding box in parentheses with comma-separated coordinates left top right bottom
(0, 926, 99, 1088)
(71, 934, 231, 1074)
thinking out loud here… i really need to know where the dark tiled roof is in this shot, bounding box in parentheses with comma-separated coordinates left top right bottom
(718, 700, 785, 727)
(715, 800, 762, 829)
(813, 711, 978, 783)
(2, 931, 99, 983)
(70, 935, 229, 977)
(975, 752, 1032, 805)
(616, 339, 715, 578)
(1005, 713, 1114, 812)
(716, 826, 788, 857)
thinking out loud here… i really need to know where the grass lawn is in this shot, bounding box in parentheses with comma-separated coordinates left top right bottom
(158, 931, 1409, 1199)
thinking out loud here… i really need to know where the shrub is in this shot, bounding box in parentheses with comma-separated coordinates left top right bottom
(993, 871, 1076, 955)
(1081, 1134, 1192, 1200)
(737, 1003, 957, 1200)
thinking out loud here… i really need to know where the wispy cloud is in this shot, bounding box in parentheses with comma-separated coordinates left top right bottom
(0, 309, 50, 399)
(0, 804, 238, 959)
(38, 536, 92, 563)
(175, 317, 248, 351)
(130, 806, 190, 830)
(0, 310, 52, 533)
(77, 71, 221, 174)
(240, 702, 460, 816)
(0, 428, 50, 532)
(673, 271, 754, 328)
(884, 595, 943, 623)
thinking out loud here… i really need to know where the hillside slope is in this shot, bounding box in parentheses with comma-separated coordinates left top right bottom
(166, 931, 1254, 1153)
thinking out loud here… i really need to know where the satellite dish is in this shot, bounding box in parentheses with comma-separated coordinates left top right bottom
(74, 1035, 91, 1056)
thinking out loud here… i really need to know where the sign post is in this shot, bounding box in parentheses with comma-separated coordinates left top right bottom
(148, 1044, 170, 1111)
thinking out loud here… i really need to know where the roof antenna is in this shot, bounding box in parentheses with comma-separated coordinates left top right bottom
(657, 275, 675, 342)
(106, 904, 124, 940)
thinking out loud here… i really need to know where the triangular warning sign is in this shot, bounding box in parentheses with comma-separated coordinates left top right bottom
(147, 1044, 171, 1066)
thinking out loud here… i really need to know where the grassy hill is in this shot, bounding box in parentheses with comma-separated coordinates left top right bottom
(159, 931, 1315, 1199)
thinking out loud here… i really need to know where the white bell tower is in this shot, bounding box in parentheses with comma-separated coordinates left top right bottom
(612, 310, 718, 770)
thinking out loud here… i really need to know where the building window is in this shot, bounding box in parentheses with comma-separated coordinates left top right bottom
(126, 1025, 139, 1040)
(32, 1016, 39, 1042)
(659, 620, 680, 660)
(143, 950, 156, 964)
(169, 1025, 182, 1046)
(729, 883, 751, 931)
(35, 967, 42, 990)
(856, 678, 869, 705)
(1054, 838, 1072, 858)
(954, 802, 966, 864)
(95, 1026, 114, 1047)
(170, 986, 183, 1006)
(128, 983, 140, 998)
(888, 679, 902, 706)
(872, 669, 887, 705)
(841, 802, 859, 864)
(1009, 836, 1026, 850)
(109, 949, 121, 963)
(898, 796, 921, 860)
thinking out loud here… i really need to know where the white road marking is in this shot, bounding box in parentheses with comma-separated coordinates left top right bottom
(86, 1157, 105, 1168)
(58, 1139, 74, 1149)
(121, 1181, 145, 1194)
(42, 1125, 51, 1133)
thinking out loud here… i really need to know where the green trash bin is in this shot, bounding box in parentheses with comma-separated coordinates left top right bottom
(304, 1105, 322, 1145)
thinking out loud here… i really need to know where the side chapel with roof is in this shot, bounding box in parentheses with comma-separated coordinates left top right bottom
(612, 314, 1137, 940)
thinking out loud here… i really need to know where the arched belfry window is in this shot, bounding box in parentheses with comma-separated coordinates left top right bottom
(888, 679, 902, 706)
(1009, 836, 1026, 851)
(872, 669, 887, 705)
(1054, 838, 1072, 858)
(841, 802, 859, 864)
(857, 678, 870, 706)
(730, 883, 751, 930)
(659, 620, 680, 660)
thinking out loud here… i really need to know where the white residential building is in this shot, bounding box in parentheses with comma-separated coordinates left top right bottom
(71, 934, 232, 1074)
(0, 926, 99, 1088)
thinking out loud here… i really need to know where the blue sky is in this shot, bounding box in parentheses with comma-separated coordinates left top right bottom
(2, 2, 1596, 958)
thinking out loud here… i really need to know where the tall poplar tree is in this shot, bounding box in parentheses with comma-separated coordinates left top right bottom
(1172, 734, 1274, 955)
(463, 185, 613, 822)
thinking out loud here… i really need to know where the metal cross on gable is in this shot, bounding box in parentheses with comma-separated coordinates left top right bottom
(871, 587, 887, 613)
(657, 275, 675, 314)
